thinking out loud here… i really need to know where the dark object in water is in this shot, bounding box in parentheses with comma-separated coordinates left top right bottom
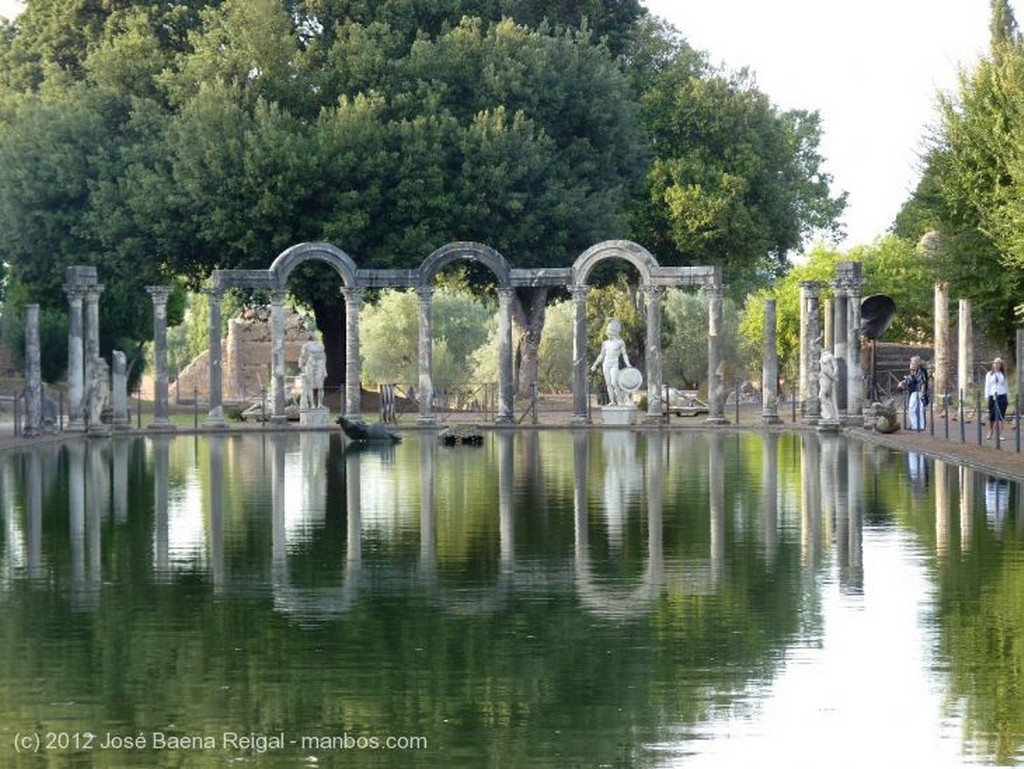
(437, 425, 484, 446)
(337, 416, 402, 443)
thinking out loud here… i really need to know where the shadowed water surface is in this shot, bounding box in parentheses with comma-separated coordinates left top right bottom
(0, 431, 1022, 767)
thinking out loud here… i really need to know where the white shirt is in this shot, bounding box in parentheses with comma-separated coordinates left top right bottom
(985, 369, 1009, 398)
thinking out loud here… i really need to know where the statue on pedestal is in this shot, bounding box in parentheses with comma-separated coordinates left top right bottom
(590, 319, 632, 406)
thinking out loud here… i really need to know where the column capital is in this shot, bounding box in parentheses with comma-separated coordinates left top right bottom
(641, 283, 664, 301)
(415, 285, 435, 302)
(269, 289, 287, 305)
(705, 283, 726, 299)
(146, 285, 172, 305)
(202, 285, 224, 301)
(567, 283, 590, 301)
(799, 280, 826, 294)
(341, 285, 364, 304)
(64, 285, 87, 303)
(497, 286, 515, 303)
(84, 283, 105, 301)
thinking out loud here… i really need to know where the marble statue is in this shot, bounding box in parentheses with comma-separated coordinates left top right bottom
(299, 334, 327, 410)
(818, 349, 839, 423)
(590, 318, 632, 406)
(87, 354, 109, 428)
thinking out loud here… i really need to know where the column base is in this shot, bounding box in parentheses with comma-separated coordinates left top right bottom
(570, 414, 591, 426)
(705, 416, 730, 425)
(147, 421, 177, 431)
(817, 419, 842, 433)
(66, 419, 87, 433)
(417, 416, 437, 427)
(761, 412, 784, 425)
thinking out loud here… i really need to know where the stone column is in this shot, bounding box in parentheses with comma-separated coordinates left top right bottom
(24, 304, 41, 437)
(1017, 329, 1024, 418)
(958, 299, 973, 403)
(832, 278, 848, 413)
(270, 289, 287, 424)
(823, 297, 834, 352)
(845, 269, 865, 424)
(497, 287, 515, 424)
(762, 297, 782, 424)
(111, 350, 130, 429)
(204, 288, 226, 427)
(935, 282, 951, 412)
(569, 284, 591, 424)
(706, 284, 728, 424)
(416, 286, 436, 425)
(643, 284, 664, 422)
(146, 286, 174, 429)
(65, 285, 86, 431)
(84, 284, 103, 398)
(799, 281, 824, 422)
(342, 286, 363, 420)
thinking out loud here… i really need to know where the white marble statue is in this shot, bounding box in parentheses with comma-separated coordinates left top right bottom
(590, 318, 632, 406)
(87, 354, 109, 428)
(818, 349, 839, 422)
(299, 334, 327, 410)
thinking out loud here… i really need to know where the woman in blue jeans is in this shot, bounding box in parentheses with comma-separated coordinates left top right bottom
(898, 356, 929, 431)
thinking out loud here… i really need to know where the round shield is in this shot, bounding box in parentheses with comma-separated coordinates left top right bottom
(618, 367, 643, 392)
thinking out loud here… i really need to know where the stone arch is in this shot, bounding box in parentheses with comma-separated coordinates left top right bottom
(571, 239, 658, 286)
(414, 242, 515, 425)
(269, 241, 358, 289)
(418, 241, 512, 287)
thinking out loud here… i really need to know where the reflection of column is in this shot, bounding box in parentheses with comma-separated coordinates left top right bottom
(569, 284, 591, 424)
(935, 459, 950, 556)
(416, 287, 436, 425)
(205, 288, 226, 427)
(65, 286, 86, 431)
(645, 433, 664, 586)
(209, 435, 226, 592)
(345, 443, 362, 568)
(146, 287, 174, 429)
(498, 432, 514, 565)
(800, 434, 822, 566)
(762, 298, 782, 424)
(113, 437, 128, 525)
(27, 450, 42, 579)
(643, 284, 664, 421)
(419, 436, 435, 574)
(25, 304, 42, 436)
(959, 465, 974, 552)
(709, 433, 725, 584)
(821, 435, 841, 578)
(153, 436, 170, 575)
(762, 432, 779, 564)
(846, 441, 864, 592)
(572, 430, 590, 563)
(342, 287, 363, 419)
(497, 288, 514, 424)
(270, 290, 287, 424)
(87, 442, 105, 585)
(271, 435, 287, 567)
(68, 442, 87, 600)
(706, 285, 727, 424)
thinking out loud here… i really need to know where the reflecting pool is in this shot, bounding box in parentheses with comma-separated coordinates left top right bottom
(0, 430, 1022, 767)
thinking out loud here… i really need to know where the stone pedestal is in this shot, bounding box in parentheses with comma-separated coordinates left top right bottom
(600, 405, 637, 426)
(817, 419, 841, 434)
(300, 406, 331, 427)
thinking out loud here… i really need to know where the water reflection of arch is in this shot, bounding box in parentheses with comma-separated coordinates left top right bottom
(572, 431, 666, 620)
(417, 432, 514, 615)
(269, 433, 361, 624)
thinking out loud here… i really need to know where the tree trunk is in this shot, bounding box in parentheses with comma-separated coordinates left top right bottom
(511, 287, 549, 399)
(312, 299, 346, 391)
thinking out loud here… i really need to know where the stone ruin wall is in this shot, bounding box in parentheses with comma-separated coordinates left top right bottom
(173, 306, 314, 403)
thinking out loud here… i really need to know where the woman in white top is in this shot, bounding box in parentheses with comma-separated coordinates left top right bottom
(985, 357, 1010, 439)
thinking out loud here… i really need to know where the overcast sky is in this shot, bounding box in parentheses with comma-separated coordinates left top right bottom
(0, 0, 1004, 250)
(642, 0, 1001, 249)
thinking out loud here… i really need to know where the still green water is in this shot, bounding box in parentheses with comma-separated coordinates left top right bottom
(0, 430, 1021, 768)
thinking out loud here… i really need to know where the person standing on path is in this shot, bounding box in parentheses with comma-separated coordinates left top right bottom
(985, 357, 1010, 440)
(898, 355, 929, 431)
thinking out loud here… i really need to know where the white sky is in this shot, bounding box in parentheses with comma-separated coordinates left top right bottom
(643, 0, 999, 250)
(0, 0, 1001, 250)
